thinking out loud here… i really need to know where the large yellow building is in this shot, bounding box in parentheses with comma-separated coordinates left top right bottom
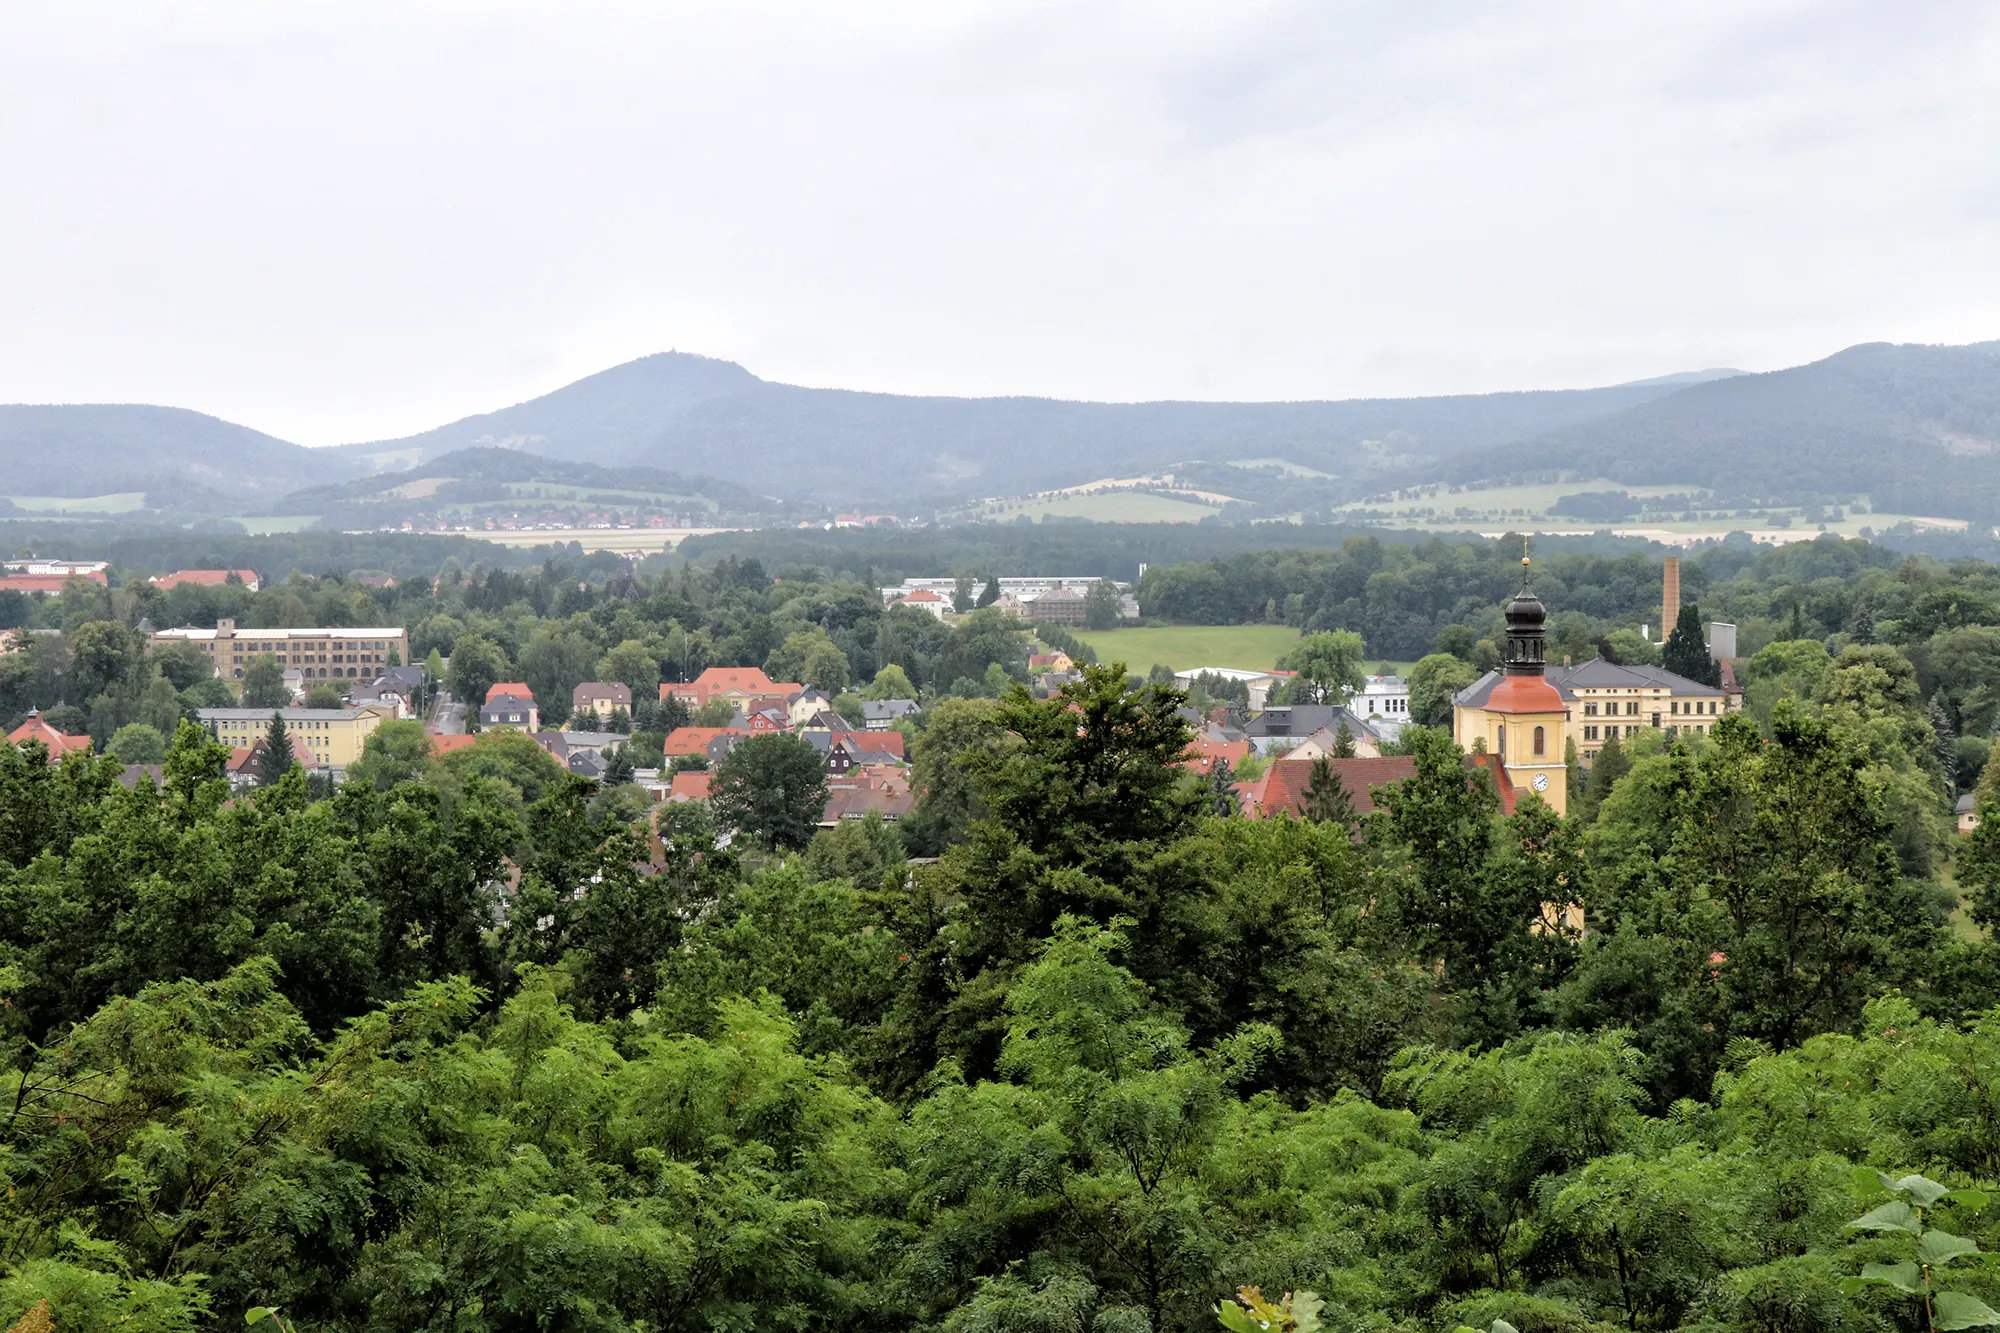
(152, 618, 410, 682)
(198, 704, 394, 767)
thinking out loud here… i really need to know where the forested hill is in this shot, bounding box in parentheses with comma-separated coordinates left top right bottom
(1439, 340, 2000, 518)
(0, 403, 351, 504)
(328, 351, 1723, 505)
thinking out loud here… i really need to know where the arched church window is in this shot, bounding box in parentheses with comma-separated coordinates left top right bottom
(1533, 725, 1546, 756)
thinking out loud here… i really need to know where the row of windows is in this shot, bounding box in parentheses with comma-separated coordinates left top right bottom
(217, 719, 348, 733)
(205, 639, 398, 652)
(1365, 696, 1408, 714)
(1583, 697, 1720, 717)
(1582, 722, 1712, 741)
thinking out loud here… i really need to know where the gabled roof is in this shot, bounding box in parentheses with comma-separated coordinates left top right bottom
(426, 732, 479, 756)
(573, 681, 633, 704)
(669, 769, 712, 801)
(898, 588, 943, 602)
(6, 713, 93, 758)
(820, 785, 916, 823)
(1183, 736, 1251, 776)
(485, 682, 535, 704)
(1242, 756, 1419, 819)
(1240, 704, 1376, 738)
(228, 735, 324, 772)
(663, 726, 747, 756)
(829, 729, 904, 759)
(151, 569, 259, 590)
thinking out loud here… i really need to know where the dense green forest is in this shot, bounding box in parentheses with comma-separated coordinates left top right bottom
(1439, 341, 2000, 521)
(10, 536, 2000, 1329)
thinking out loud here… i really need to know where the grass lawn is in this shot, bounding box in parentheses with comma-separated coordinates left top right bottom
(233, 515, 322, 534)
(1072, 625, 1306, 672)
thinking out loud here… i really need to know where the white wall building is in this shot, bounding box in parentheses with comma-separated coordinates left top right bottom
(881, 576, 1138, 619)
(1356, 674, 1412, 739)
(1172, 667, 1289, 711)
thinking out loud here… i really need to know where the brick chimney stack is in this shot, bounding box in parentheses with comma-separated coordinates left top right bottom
(1661, 557, 1681, 640)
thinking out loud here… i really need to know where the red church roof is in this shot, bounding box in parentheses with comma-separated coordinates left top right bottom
(1485, 673, 1567, 714)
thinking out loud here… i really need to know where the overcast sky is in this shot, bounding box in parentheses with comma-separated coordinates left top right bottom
(1, 1, 1995, 445)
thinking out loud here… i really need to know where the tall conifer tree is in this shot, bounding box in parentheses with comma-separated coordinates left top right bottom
(256, 711, 296, 788)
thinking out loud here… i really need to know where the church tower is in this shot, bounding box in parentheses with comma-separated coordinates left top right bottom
(1452, 560, 1571, 814)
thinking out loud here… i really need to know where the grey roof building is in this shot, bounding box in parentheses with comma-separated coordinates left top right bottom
(862, 699, 920, 729)
(1239, 703, 1388, 755)
(1454, 658, 1735, 760)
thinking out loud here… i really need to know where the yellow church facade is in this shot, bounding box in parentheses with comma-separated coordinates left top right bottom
(1451, 586, 1570, 816)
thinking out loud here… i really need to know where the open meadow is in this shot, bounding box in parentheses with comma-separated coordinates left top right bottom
(1072, 624, 1304, 672)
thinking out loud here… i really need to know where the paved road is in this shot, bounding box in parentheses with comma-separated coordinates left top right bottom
(432, 691, 469, 735)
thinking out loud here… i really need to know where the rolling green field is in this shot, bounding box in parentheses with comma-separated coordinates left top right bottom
(1072, 625, 1305, 672)
(232, 515, 322, 534)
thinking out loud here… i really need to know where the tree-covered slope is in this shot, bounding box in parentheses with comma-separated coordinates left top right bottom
(1442, 341, 2000, 518)
(0, 403, 351, 503)
(330, 352, 1721, 505)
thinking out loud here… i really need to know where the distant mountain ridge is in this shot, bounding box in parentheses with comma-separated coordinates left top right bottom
(3, 340, 1996, 521)
(325, 351, 1724, 505)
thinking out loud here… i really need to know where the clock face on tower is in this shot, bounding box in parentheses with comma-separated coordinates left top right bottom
(1531, 772, 1549, 792)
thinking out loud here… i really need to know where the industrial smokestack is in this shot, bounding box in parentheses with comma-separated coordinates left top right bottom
(1662, 557, 1681, 640)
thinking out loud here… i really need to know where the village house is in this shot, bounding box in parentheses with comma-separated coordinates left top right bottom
(861, 699, 920, 729)
(660, 666, 805, 712)
(1356, 674, 1412, 739)
(572, 681, 633, 724)
(1279, 724, 1383, 762)
(480, 683, 539, 732)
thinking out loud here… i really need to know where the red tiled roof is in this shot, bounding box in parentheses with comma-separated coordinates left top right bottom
(152, 569, 258, 590)
(830, 729, 905, 759)
(820, 785, 916, 823)
(898, 588, 943, 602)
(1243, 752, 1525, 819)
(1182, 736, 1251, 776)
(1242, 756, 1419, 819)
(663, 726, 747, 756)
(426, 732, 479, 755)
(485, 682, 534, 704)
(5, 714, 93, 758)
(0, 575, 82, 594)
(1486, 674, 1568, 714)
(668, 769, 712, 801)
(660, 667, 802, 705)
